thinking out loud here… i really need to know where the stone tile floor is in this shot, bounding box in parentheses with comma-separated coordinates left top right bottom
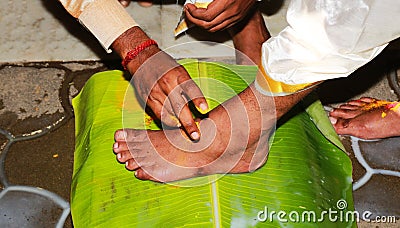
(0, 49, 399, 227)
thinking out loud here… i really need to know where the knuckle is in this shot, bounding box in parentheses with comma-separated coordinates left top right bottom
(159, 75, 175, 87)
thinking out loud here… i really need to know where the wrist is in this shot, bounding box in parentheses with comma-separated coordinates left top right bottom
(112, 27, 160, 74)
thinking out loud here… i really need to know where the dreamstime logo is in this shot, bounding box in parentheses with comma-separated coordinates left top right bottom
(121, 41, 277, 186)
(257, 199, 397, 224)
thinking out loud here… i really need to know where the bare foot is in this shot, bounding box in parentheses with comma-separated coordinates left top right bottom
(329, 97, 400, 139)
(112, 8, 311, 183)
(113, 83, 276, 182)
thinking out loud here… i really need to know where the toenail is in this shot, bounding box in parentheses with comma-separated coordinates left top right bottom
(118, 130, 127, 139)
(117, 153, 122, 159)
(191, 131, 200, 140)
(113, 142, 119, 149)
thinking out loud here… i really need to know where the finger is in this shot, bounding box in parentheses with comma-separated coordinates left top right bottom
(207, 16, 238, 32)
(168, 88, 200, 140)
(185, 9, 216, 30)
(196, 11, 240, 32)
(185, 2, 225, 22)
(180, 79, 209, 114)
(147, 93, 181, 127)
(185, 3, 231, 30)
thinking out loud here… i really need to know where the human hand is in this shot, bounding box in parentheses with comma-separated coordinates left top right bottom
(130, 50, 208, 140)
(184, 0, 257, 32)
(113, 27, 208, 140)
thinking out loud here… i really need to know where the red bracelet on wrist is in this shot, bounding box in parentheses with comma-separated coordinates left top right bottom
(121, 39, 158, 70)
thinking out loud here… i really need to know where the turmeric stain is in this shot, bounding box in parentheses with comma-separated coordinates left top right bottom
(387, 102, 400, 112)
(361, 100, 392, 111)
(360, 100, 400, 118)
(144, 115, 153, 126)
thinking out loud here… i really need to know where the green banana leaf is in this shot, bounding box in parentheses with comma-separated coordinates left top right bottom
(71, 60, 354, 227)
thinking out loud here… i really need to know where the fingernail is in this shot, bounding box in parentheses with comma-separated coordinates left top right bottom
(198, 103, 209, 114)
(191, 131, 200, 140)
(113, 142, 119, 149)
(170, 116, 181, 127)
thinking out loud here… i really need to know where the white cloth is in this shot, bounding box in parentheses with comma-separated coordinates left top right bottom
(261, 0, 400, 86)
(58, 0, 138, 52)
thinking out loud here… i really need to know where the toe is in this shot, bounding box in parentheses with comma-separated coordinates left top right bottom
(329, 108, 362, 119)
(333, 118, 351, 135)
(116, 151, 132, 163)
(337, 104, 358, 110)
(115, 129, 148, 142)
(134, 169, 159, 182)
(359, 97, 376, 103)
(113, 141, 129, 153)
(125, 159, 139, 171)
(114, 129, 127, 141)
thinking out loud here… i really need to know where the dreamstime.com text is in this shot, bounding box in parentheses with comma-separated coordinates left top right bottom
(257, 199, 397, 224)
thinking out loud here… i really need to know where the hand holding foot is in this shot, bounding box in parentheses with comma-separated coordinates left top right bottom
(112, 27, 208, 140)
(113, 83, 277, 183)
(329, 97, 400, 140)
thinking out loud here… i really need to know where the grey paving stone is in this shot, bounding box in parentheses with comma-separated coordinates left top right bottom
(359, 137, 400, 172)
(353, 174, 400, 219)
(0, 66, 65, 136)
(341, 136, 367, 182)
(358, 220, 399, 228)
(0, 133, 7, 189)
(61, 62, 105, 72)
(0, 134, 7, 150)
(4, 119, 75, 201)
(0, 0, 294, 62)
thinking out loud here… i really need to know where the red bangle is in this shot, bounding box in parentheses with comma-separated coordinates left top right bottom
(121, 39, 158, 70)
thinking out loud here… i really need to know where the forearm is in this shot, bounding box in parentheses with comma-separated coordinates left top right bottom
(111, 27, 160, 74)
(58, 0, 138, 52)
